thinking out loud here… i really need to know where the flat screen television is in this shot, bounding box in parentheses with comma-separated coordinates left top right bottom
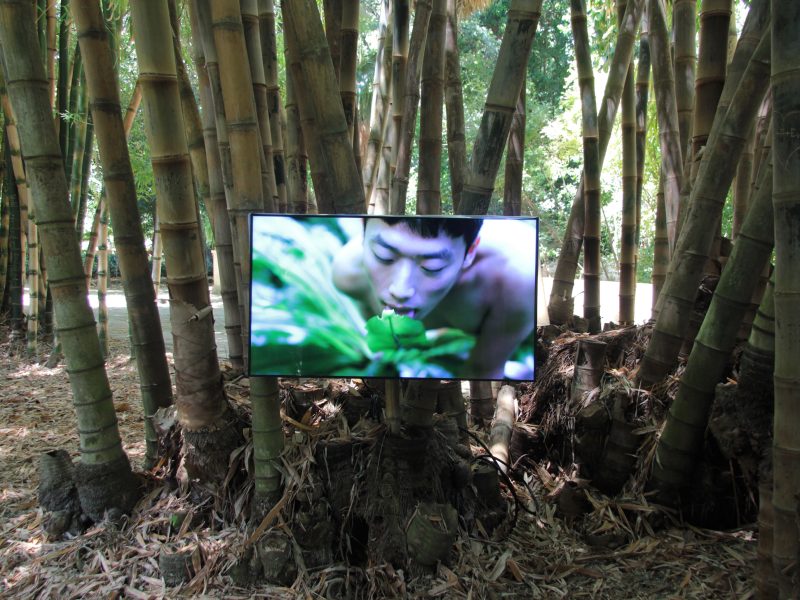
(249, 214, 538, 381)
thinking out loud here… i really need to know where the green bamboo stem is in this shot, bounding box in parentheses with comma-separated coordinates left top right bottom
(444, 0, 465, 212)
(282, 0, 364, 214)
(503, 85, 525, 217)
(323, 0, 342, 81)
(74, 112, 93, 243)
(771, 2, 800, 591)
(363, 0, 391, 209)
(651, 168, 667, 312)
(547, 0, 643, 323)
(339, 0, 359, 150)
(26, 212, 38, 355)
(649, 150, 774, 493)
(637, 26, 771, 389)
(571, 0, 601, 334)
(4, 141, 25, 335)
(389, 0, 409, 175)
(282, 57, 310, 213)
(388, 0, 432, 215)
(0, 0, 137, 517)
(619, 0, 637, 326)
(258, 0, 287, 212)
(96, 203, 108, 359)
(83, 198, 102, 283)
(458, 0, 543, 216)
(130, 0, 237, 484)
(74, 0, 174, 467)
(690, 0, 734, 181)
(417, 0, 446, 216)
(648, 0, 683, 254)
(673, 0, 695, 160)
(240, 0, 278, 210)
(186, 0, 244, 370)
(55, 0, 70, 157)
(150, 213, 162, 296)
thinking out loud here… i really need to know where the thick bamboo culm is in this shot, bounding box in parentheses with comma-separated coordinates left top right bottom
(547, 0, 643, 324)
(258, 0, 288, 212)
(648, 0, 683, 253)
(186, 0, 244, 370)
(619, 0, 637, 326)
(417, 0, 447, 216)
(0, 77, 31, 285)
(240, 0, 278, 211)
(502, 85, 525, 217)
(282, 57, 311, 213)
(637, 22, 771, 389)
(445, 0, 466, 212)
(672, 0, 695, 160)
(363, 0, 392, 210)
(570, 0, 601, 334)
(282, 0, 364, 214)
(389, 0, 432, 215)
(458, 0, 544, 216)
(339, 0, 359, 149)
(0, 0, 135, 509)
(771, 1, 800, 592)
(650, 150, 774, 492)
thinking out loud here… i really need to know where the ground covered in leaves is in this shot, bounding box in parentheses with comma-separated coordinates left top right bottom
(0, 324, 758, 598)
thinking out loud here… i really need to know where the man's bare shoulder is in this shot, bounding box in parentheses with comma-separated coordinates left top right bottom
(332, 237, 370, 298)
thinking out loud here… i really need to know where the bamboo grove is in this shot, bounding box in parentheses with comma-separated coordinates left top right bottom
(0, 0, 797, 594)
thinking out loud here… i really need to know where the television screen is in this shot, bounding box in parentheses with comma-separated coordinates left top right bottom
(249, 214, 538, 380)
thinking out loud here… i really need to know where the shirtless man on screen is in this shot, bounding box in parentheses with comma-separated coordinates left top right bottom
(332, 217, 537, 380)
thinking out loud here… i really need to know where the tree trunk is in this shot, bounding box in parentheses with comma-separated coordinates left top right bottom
(771, 3, 800, 592)
(649, 150, 774, 495)
(72, 0, 174, 468)
(130, 0, 240, 484)
(547, 0, 643, 323)
(0, 0, 138, 518)
(637, 26, 771, 389)
(417, 0, 447, 216)
(458, 0, 543, 216)
(570, 0, 601, 334)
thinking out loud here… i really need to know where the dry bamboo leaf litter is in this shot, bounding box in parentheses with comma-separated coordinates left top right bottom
(0, 321, 758, 599)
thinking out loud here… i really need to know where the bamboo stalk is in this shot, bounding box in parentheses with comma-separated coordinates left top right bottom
(771, 1, 800, 590)
(502, 86, 525, 217)
(619, 1, 637, 326)
(547, 0, 643, 323)
(571, 0, 601, 334)
(458, 0, 544, 216)
(363, 0, 392, 209)
(96, 203, 108, 359)
(445, 0, 465, 213)
(388, 0, 432, 215)
(490, 385, 517, 475)
(637, 26, 771, 389)
(26, 212, 38, 355)
(417, 0, 447, 216)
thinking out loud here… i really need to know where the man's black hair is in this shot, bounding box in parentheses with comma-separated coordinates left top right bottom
(372, 217, 483, 251)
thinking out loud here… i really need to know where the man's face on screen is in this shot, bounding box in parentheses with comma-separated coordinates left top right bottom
(362, 219, 476, 320)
